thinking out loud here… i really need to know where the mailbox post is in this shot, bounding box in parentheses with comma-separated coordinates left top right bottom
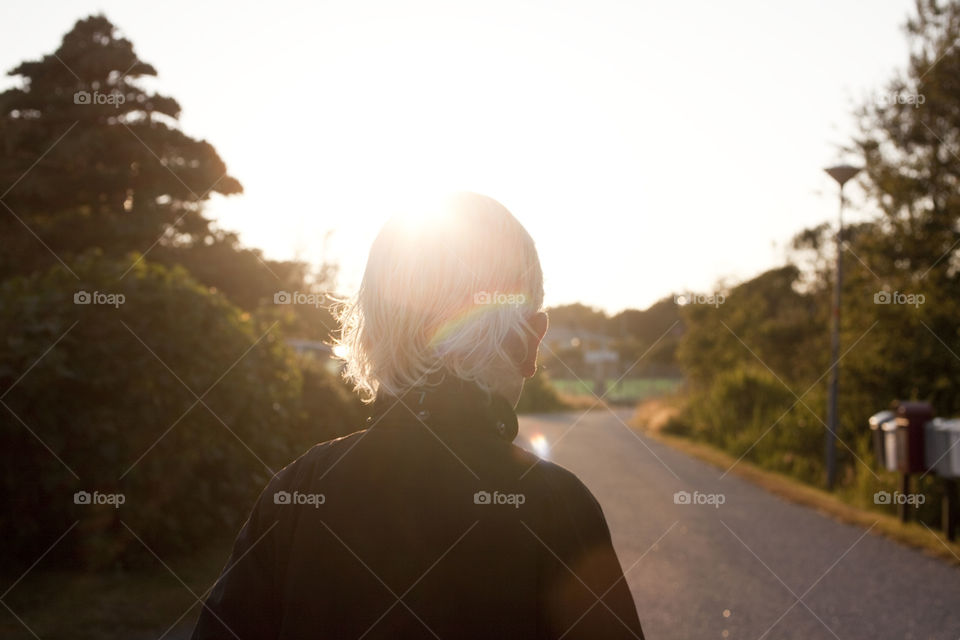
(894, 402, 932, 522)
(926, 418, 960, 540)
(945, 479, 958, 541)
(872, 403, 958, 539)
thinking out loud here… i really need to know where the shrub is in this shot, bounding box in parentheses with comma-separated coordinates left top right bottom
(515, 367, 573, 414)
(294, 356, 365, 445)
(0, 252, 303, 568)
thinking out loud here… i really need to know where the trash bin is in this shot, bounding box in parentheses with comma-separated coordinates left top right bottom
(881, 419, 899, 472)
(926, 418, 960, 478)
(895, 401, 933, 473)
(869, 410, 896, 469)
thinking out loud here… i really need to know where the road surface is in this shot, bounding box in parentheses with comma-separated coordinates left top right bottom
(517, 408, 960, 640)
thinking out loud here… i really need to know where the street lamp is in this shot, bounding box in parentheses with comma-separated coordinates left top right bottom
(823, 164, 861, 490)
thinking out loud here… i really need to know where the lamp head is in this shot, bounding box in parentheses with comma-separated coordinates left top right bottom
(824, 164, 861, 186)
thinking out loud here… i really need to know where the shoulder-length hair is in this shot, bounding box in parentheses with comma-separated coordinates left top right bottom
(334, 192, 544, 402)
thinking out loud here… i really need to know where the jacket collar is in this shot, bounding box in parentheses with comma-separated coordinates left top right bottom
(365, 372, 519, 443)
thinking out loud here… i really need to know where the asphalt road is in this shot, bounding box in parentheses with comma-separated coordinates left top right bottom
(516, 408, 960, 640)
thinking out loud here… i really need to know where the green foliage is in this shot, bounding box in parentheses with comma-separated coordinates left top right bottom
(295, 356, 366, 444)
(0, 15, 337, 333)
(541, 297, 683, 379)
(674, 0, 960, 526)
(0, 15, 241, 279)
(678, 265, 824, 389)
(675, 367, 824, 484)
(0, 16, 359, 571)
(515, 368, 573, 414)
(0, 253, 358, 569)
(551, 377, 683, 403)
(611, 298, 684, 376)
(545, 303, 610, 334)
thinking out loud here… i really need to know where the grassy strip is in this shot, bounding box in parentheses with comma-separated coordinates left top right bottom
(632, 413, 960, 567)
(552, 377, 683, 403)
(0, 538, 233, 640)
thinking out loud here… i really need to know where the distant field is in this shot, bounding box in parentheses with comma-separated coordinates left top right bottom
(552, 377, 683, 402)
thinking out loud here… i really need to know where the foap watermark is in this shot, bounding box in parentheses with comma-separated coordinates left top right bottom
(74, 490, 125, 509)
(874, 291, 924, 307)
(875, 91, 925, 109)
(474, 291, 527, 306)
(74, 290, 125, 308)
(74, 90, 125, 108)
(474, 490, 526, 509)
(273, 490, 325, 508)
(274, 291, 325, 308)
(674, 292, 725, 308)
(673, 490, 725, 508)
(874, 490, 925, 508)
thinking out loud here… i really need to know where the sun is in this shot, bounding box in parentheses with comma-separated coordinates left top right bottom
(389, 191, 460, 233)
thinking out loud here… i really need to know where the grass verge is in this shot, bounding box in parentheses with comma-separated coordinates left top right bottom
(0, 537, 233, 640)
(630, 401, 960, 568)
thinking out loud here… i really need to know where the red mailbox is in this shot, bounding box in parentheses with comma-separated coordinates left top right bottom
(895, 401, 933, 473)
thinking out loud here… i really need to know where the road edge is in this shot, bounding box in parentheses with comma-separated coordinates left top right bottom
(629, 415, 960, 568)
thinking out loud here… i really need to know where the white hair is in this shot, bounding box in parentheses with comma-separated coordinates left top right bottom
(335, 192, 544, 402)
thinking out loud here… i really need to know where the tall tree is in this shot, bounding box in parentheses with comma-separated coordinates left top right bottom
(673, 0, 960, 496)
(0, 15, 241, 278)
(852, 0, 960, 415)
(0, 15, 340, 324)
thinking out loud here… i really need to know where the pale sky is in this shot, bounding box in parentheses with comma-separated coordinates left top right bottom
(3, 0, 916, 313)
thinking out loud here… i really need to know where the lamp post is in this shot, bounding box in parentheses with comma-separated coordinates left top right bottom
(823, 164, 861, 490)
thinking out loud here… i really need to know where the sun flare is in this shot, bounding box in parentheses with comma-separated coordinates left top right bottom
(529, 433, 550, 458)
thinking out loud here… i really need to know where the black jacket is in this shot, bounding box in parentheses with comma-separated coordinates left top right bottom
(192, 375, 645, 639)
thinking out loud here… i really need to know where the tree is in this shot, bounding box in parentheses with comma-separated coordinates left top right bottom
(611, 297, 683, 375)
(0, 15, 241, 279)
(672, 0, 960, 508)
(0, 15, 340, 333)
(852, 0, 960, 416)
(677, 265, 823, 389)
(0, 253, 301, 567)
(544, 303, 610, 334)
(0, 16, 358, 569)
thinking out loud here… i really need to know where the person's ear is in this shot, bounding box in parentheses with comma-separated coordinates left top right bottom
(517, 311, 549, 378)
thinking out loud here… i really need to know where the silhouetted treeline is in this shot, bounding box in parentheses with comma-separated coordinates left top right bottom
(0, 16, 359, 569)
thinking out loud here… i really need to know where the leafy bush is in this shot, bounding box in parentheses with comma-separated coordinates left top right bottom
(0, 252, 309, 568)
(295, 356, 365, 445)
(675, 366, 825, 484)
(515, 368, 573, 414)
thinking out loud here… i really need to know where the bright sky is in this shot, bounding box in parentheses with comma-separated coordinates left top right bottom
(3, 0, 916, 313)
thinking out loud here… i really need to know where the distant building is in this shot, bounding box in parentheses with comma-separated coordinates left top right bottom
(541, 326, 620, 391)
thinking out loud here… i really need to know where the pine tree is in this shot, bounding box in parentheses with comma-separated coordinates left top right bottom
(0, 15, 242, 278)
